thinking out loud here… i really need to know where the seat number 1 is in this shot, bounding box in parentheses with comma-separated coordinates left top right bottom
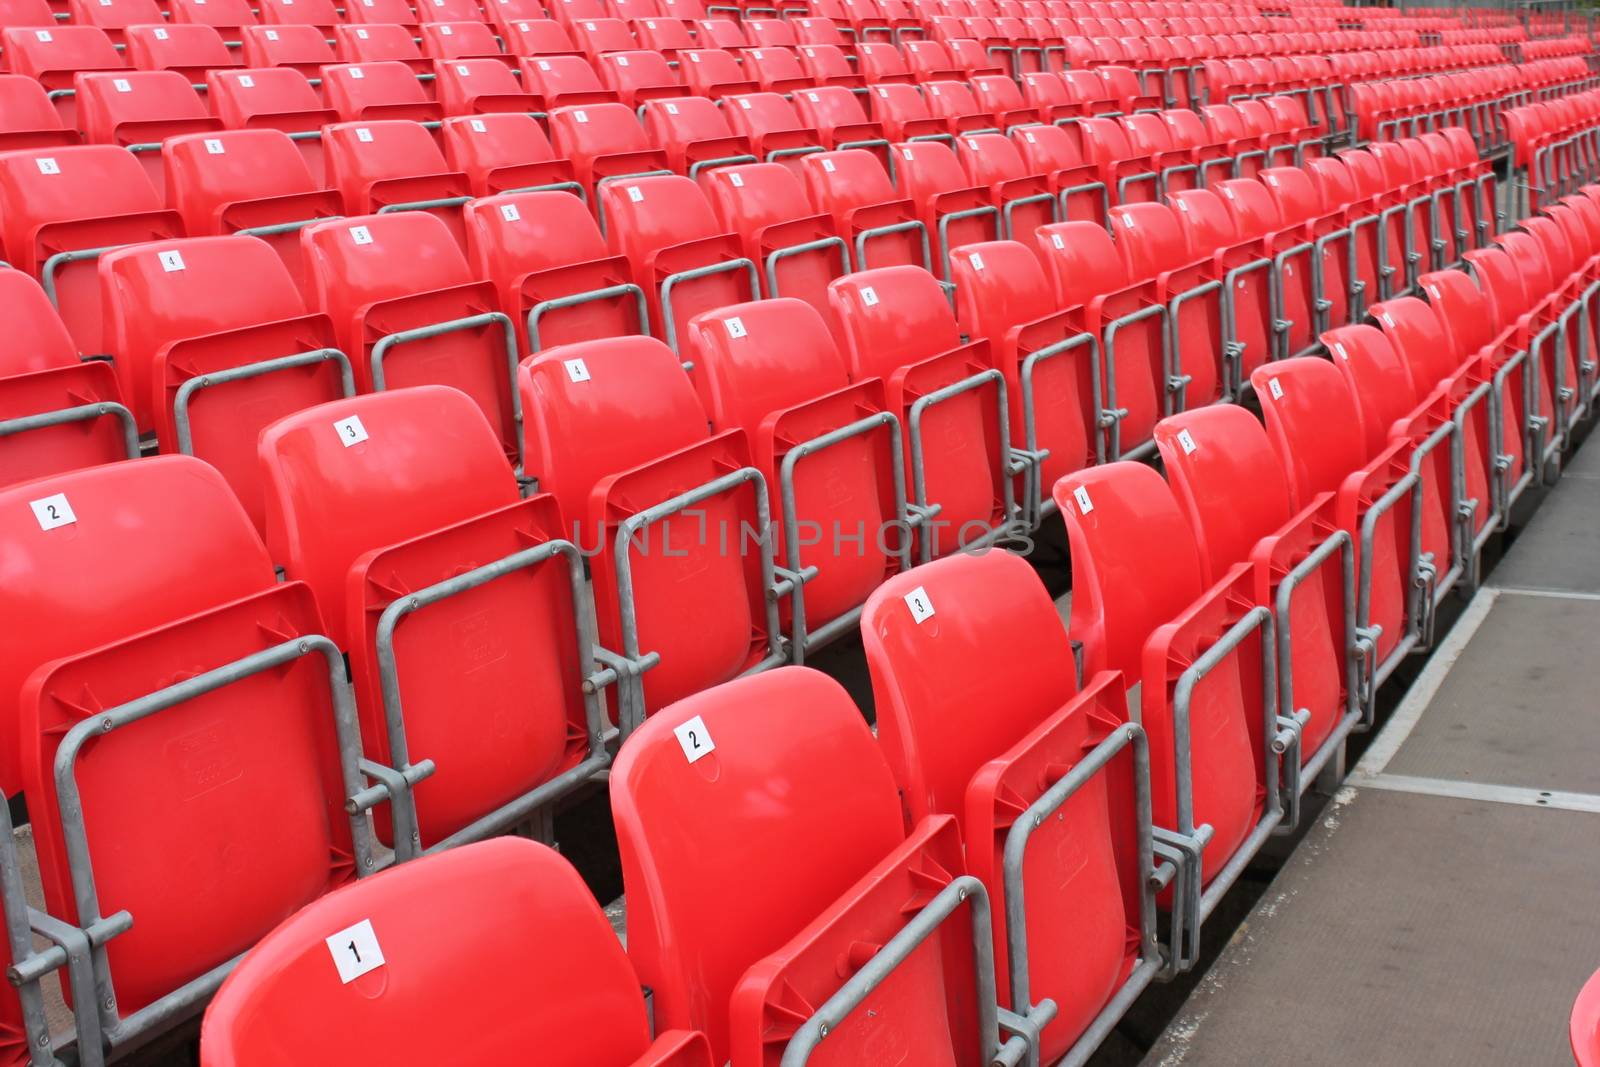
(326, 919, 385, 984)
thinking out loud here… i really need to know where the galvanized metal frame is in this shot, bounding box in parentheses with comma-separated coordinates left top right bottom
(49, 635, 383, 1058)
(1017, 330, 1100, 527)
(172, 348, 356, 455)
(851, 218, 932, 274)
(1100, 301, 1169, 460)
(1163, 278, 1222, 415)
(765, 235, 851, 295)
(1356, 467, 1430, 703)
(372, 537, 615, 858)
(527, 283, 651, 353)
(659, 257, 759, 353)
(1219, 255, 1273, 402)
(0, 401, 140, 463)
(935, 205, 1001, 281)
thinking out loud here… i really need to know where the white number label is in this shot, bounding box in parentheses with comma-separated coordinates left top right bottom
(664, 101, 677, 114)
(34, 29, 51, 41)
(456, 64, 470, 75)
(627, 185, 644, 203)
(904, 585, 935, 623)
(1177, 428, 1197, 455)
(237, 74, 254, 87)
(113, 78, 131, 93)
(204, 137, 225, 154)
(350, 225, 373, 245)
(673, 714, 715, 764)
(860, 285, 878, 307)
(1052, 232, 1065, 249)
(36, 157, 60, 175)
(729, 171, 744, 187)
(1267, 377, 1284, 400)
(499, 202, 521, 222)
(153, 26, 168, 38)
(724, 316, 746, 339)
(615, 54, 628, 65)
(563, 358, 590, 383)
(349, 66, 365, 78)
(968, 251, 985, 272)
(265, 28, 279, 38)
(326, 919, 384, 984)
(821, 157, 835, 172)
(158, 250, 185, 272)
(355, 126, 373, 142)
(573, 109, 588, 123)
(470, 118, 487, 132)
(738, 97, 751, 109)
(1072, 485, 1093, 514)
(334, 415, 368, 446)
(30, 493, 75, 531)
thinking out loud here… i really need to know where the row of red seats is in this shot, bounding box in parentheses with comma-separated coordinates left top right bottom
(1350, 55, 1595, 146)
(168, 171, 1600, 1063)
(1506, 88, 1600, 214)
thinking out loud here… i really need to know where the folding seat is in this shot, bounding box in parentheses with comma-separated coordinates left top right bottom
(239, 25, 339, 79)
(1306, 153, 1385, 317)
(741, 17, 796, 48)
(321, 120, 472, 244)
(1199, 102, 1271, 179)
(206, 68, 338, 172)
(322, 62, 443, 122)
(520, 335, 780, 721)
(257, 386, 609, 853)
(862, 551, 1169, 1063)
(1259, 165, 1355, 346)
(891, 141, 1002, 281)
(800, 149, 929, 271)
(0, 0, 52, 26)
(334, 24, 429, 73)
(0, 74, 78, 152)
(169, 0, 258, 42)
(608, 0, 660, 20)
(1110, 201, 1225, 413)
(829, 265, 1014, 556)
(1152, 404, 1363, 821)
(440, 112, 580, 198)
(1054, 70, 1125, 119)
(1011, 122, 1110, 225)
(947, 239, 1096, 523)
(691, 17, 745, 50)
(430, 58, 536, 116)
(500, 17, 582, 55)
(612, 667, 1050, 1066)
(722, 92, 826, 169)
(1260, 94, 1324, 166)
(64, 0, 163, 47)
(0, 146, 183, 356)
(676, 48, 758, 99)
(789, 14, 843, 45)
(1360, 142, 1434, 293)
(596, 50, 688, 107)
(1051, 460, 1274, 931)
(417, 0, 488, 22)
(97, 235, 346, 528)
(631, 16, 696, 56)
(969, 73, 1041, 130)
(855, 40, 917, 84)
(1250, 355, 1425, 696)
(1097, 64, 1162, 114)
(0, 269, 137, 489)
(792, 85, 891, 161)
(1438, 125, 1495, 253)
(0, 27, 124, 129)
(903, 37, 968, 81)
(73, 70, 223, 195)
(1572, 967, 1600, 1067)
(1033, 220, 1168, 457)
(952, 132, 1058, 240)
(1076, 116, 1159, 205)
(465, 189, 645, 352)
(1210, 177, 1324, 361)
(2, 454, 373, 1065)
(595, 173, 757, 349)
(735, 46, 810, 94)
(522, 54, 619, 108)
(162, 129, 343, 295)
(867, 83, 950, 143)
(300, 213, 523, 463)
(640, 96, 757, 178)
(259, 0, 340, 35)
(547, 0, 609, 26)
(124, 25, 239, 84)
(569, 16, 635, 58)
(345, 0, 421, 31)
(1122, 112, 1203, 196)
(420, 21, 508, 61)
(200, 839, 714, 1066)
(546, 102, 670, 204)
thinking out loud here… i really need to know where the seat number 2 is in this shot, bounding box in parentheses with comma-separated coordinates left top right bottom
(673, 714, 715, 764)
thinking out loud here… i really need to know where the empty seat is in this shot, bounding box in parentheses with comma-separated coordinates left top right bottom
(0, 145, 184, 356)
(676, 48, 756, 99)
(830, 265, 1012, 557)
(641, 96, 756, 178)
(335, 23, 429, 72)
(239, 25, 339, 79)
(890, 139, 1002, 281)
(546, 102, 670, 199)
(259, 0, 340, 34)
(199, 839, 714, 1066)
(863, 549, 1162, 1063)
(420, 21, 505, 60)
(1052, 461, 1274, 898)
(345, 0, 420, 30)
(4, 455, 368, 1046)
(300, 213, 522, 465)
(0, 74, 78, 152)
(259, 387, 603, 850)
(801, 149, 928, 271)
(322, 61, 442, 123)
(322, 120, 472, 241)
(519, 335, 777, 721)
(464, 189, 646, 352)
(596, 49, 686, 107)
(0, 269, 136, 490)
(430, 57, 538, 115)
(721, 91, 825, 170)
(0, 27, 124, 114)
(65, 0, 163, 46)
(612, 666, 1039, 1065)
(171, 0, 258, 42)
(440, 112, 578, 197)
(521, 54, 618, 107)
(124, 24, 239, 83)
(595, 173, 756, 350)
(99, 235, 347, 528)
(73, 70, 223, 194)
(205, 67, 338, 171)
(162, 129, 342, 295)
(953, 132, 1058, 240)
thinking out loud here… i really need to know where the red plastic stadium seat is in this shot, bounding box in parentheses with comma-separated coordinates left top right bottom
(521, 53, 619, 108)
(200, 840, 712, 1066)
(0, 145, 184, 356)
(440, 112, 578, 197)
(463, 189, 646, 352)
(322, 61, 442, 123)
(124, 24, 239, 83)
(613, 666, 1036, 1066)
(721, 92, 824, 171)
(640, 95, 756, 177)
(596, 50, 687, 107)
(830, 264, 1010, 556)
(420, 21, 505, 61)
(170, 0, 258, 42)
(65, 0, 162, 46)
(345, 0, 421, 30)
(334, 23, 428, 72)
(7, 455, 364, 1031)
(239, 25, 339, 79)
(676, 48, 757, 99)
(0, 27, 124, 124)
(162, 129, 341, 297)
(519, 335, 777, 720)
(546, 101, 670, 198)
(259, 0, 340, 34)
(1575, 968, 1600, 1067)
(98, 235, 346, 528)
(891, 140, 1002, 281)
(205, 67, 338, 172)
(300, 213, 522, 464)
(801, 149, 928, 271)
(0, 269, 135, 490)
(863, 550, 1159, 1063)
(321, 120, 472, 241)
(0, 74, 78, 152)
(1053, 461, 1272, 890)
(432, 58, 540, 114)
(73, 70, 223, 195)
(258, 387, 602, 849)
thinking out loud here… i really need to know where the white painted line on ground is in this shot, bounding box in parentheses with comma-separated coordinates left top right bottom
(1355, 773, 1600, 815)
(1491, 586, 1600, 602)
